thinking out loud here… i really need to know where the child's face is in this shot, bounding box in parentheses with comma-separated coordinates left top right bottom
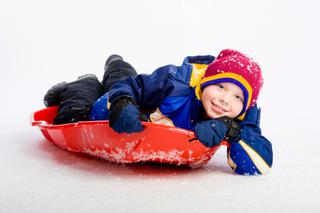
(201, 82, 244, 119)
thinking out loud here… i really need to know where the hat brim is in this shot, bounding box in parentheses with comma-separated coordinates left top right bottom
(196, 72, 253, 120)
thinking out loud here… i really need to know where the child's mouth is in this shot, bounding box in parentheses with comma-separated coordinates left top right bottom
(211, 102, 227, 114)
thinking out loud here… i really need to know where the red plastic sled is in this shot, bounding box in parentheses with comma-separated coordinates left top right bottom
(30, 107, 228, 168)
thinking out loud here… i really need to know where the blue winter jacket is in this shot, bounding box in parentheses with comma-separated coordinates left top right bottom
(90, 55, 273, 175)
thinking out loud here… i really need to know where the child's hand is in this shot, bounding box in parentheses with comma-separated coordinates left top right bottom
(194, 119, 228, 147)
(194, 117, 241, 147)
(109, 97, 143, 134)
(242, 104, 261, 126)
(215, 116, 241, 143)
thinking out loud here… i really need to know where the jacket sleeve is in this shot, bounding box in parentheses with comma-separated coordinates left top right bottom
(108, 64, 190, 110)
(227, 105, 273, 175)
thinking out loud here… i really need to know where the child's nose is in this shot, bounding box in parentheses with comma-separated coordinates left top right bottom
(218, 94, 231, 106)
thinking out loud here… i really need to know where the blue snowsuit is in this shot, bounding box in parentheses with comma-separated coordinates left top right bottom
(90, 55, 273, 175)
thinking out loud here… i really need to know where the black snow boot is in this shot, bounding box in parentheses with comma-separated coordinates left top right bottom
(43, 74, 102, 124)
(101, 54, 138, 94)
(43, 82, 67, 107)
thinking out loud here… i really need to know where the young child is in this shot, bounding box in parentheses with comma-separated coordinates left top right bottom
(44, 49, 273, 175)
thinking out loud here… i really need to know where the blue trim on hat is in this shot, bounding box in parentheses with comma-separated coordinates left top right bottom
(201, 78, 249, 116)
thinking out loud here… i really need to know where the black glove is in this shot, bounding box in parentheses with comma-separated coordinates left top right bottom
(109, 96, 144, 133)
(215, 116, 241, 143)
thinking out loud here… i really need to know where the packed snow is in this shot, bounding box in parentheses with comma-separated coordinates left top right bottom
(1, 0, 320, 212)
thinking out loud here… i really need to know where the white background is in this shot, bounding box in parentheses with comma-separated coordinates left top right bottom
(1, 0, 320, 212)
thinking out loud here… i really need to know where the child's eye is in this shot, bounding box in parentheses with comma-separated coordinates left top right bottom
(217, 84, 224, 89)
(235, 95, 244, 102)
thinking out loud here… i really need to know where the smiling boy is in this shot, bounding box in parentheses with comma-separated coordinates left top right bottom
(44, 49, 273, 175)
(201, 83, 244, 119)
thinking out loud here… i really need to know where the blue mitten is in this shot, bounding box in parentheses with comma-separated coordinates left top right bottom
(242, 104, 261, 125)
(240, 104, 261, 134)
(109, 97, 143, 134)
(194, 119, 228, 147)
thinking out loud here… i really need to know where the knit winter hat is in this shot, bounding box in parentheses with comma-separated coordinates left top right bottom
(195, 49, 263, 120)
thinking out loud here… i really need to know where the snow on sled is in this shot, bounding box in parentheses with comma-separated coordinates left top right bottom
(30, 106, 228, 168)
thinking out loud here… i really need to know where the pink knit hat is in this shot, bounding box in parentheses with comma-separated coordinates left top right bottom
(196, 49, 263, 120)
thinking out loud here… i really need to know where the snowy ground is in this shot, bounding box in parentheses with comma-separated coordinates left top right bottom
(1, 0, 320, 212)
